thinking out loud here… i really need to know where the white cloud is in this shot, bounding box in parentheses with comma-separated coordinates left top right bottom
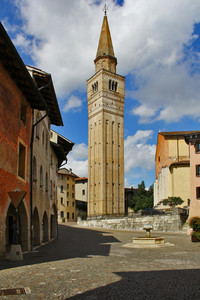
(69, 143, 88, 161)
(63, 95, 82, 112)
(65, 143, 88, 177)
(131, 63, 200, 123)
(62, 130, 156, 182)
(10, 0, 200, 122)
(124, 130, 156, 173)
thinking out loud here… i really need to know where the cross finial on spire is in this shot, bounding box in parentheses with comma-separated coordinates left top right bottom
(104, 3, 108, 16)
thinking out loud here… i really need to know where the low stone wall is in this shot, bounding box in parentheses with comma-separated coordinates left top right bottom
(77, 209, 188, 232)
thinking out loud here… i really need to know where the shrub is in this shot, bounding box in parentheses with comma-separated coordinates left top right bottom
(188, 217, 200, 231)
(162, 196, 184, 207)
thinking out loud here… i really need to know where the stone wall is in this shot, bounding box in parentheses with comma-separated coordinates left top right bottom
(77, 209, 188, 232)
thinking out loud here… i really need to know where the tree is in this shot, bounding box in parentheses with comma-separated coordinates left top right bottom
(130, 181, 153, 212)
(162, 196, 184, 207)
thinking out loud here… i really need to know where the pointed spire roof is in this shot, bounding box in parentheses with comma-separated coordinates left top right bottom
(96, 14, 115, 59)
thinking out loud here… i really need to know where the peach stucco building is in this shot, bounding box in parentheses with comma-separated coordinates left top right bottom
(185, 132, 200, 218)
(154, 131, 192, 208)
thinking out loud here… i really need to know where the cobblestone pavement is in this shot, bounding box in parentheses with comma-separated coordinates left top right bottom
(1, 224, 200, 299)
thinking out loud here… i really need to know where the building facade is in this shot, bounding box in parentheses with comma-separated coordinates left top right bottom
(0, 22, 50, 256)
(185, 133, 200, 218)
(87, 11, 125, 217)
(27, 67, 64, 248)
(154, 131, 193, 208)
(75, 177, 88, 218)
(57, 168, 78, 222)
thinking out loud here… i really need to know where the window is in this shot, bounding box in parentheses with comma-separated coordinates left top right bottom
(60, 175, 63, 180)
(67, 192, 69, 198)
(60, 185, 63, 193)
(92, 81, 98, 93)
(20, 97, 27, 125)
(72, 202, 75, 207)
(61, 197, 63, 204)
(40, 165, 43, 187)
(197, 187, 200, 199)
(196, 165, 200, 176)
(72, 193, 74, 198)
(45, 135, 48, 153)
(67, 212, 70, 220)
(50, 180, 53, 199)
(109, 80, 117, 92)
(50, 154, 53, 166)
(67, 201, 69, 206)
(42, 130, 45, 145)
(18, 142, 26, 179)
(82, 190, 85, 196)
(67, 177, 69, 180)
(36, 113, 40, 139)
(196, 143, 200, 153)
(45, 172, 48, 192)
(72, 185, 74, 190)
(67, 184, 69, 189)
(33, 156, 37, 182)
(72, 213, 74, 219)
(60, 211, 64, 218)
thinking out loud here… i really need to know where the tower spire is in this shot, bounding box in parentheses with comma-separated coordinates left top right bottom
(94, 10, 117, 73)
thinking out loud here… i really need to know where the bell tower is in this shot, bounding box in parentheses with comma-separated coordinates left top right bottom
(87, 9, 125, 217)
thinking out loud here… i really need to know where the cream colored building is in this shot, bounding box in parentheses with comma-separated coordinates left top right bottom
(75, 178, 88, 217)
(87, 11, 125, 217)
(154, 131, 191, 208)
(57, 168, 78, 222)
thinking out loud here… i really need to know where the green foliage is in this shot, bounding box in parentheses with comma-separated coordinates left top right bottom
(162, 196, 184, 207)
(189, 217, 200, 231)
(130, 181, 153, 212)
(78, 211, 87, 220)
(192, 231, 200, 239)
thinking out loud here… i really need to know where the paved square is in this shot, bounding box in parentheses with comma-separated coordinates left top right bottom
(0, 224, 200, 299)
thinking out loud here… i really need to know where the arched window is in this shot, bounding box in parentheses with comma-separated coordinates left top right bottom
(40, 165, 43, 188)
(50, 180, 53, 198)
(36, 113, 40, 138)
(42, 129, 45, 145)
(33, 156, 37, 182)
(60, 211, 64, 218)
(92, 81, 98, 93)
(45, 172, 48, 192)
(45, 134, 48, 153)
(109, 80, 118, 92)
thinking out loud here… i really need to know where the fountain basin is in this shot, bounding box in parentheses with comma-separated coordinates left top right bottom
(133, 236, 164, 245)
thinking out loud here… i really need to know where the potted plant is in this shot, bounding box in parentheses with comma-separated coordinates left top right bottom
(188, 217, 200, 242)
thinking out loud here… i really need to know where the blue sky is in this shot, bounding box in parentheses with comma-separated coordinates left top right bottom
(1, 0, 200, 188)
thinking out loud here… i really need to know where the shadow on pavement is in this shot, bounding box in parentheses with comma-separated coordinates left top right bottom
(66, 268, 200, 299)
(0, 225, 120, 270)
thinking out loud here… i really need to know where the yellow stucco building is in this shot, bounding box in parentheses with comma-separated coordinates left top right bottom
(57, 168, 78, 222)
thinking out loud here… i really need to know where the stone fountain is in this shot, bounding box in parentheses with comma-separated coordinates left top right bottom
(123, 225, 173, 248)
